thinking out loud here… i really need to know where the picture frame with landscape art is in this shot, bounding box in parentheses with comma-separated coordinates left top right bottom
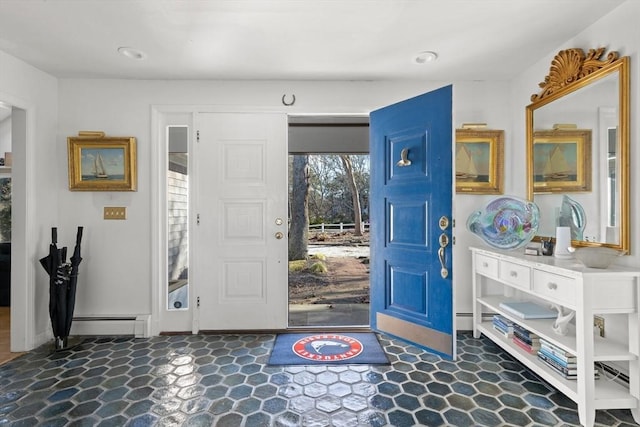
(455, 129, 504, 194)
(67, 134, 137, 191)
(533, 129, 591, 193)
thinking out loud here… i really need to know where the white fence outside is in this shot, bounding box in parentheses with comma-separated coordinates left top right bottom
(309, 222, 370, 233)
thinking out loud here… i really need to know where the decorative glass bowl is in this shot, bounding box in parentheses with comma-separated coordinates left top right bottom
(466, 196, 540, 250)
(569, 247, 626, 269)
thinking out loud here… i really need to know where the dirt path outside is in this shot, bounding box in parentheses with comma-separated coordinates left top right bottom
(288, 256, 370, 305)
(288, 231, 370, 305)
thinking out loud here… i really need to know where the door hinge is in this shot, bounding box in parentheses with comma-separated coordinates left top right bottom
(453, 219, 456, 228)
(196, 130, 200, 143)
(197, 296, 200, 308)
(453, 236, 456, 245)
(197, 213, 200, 225)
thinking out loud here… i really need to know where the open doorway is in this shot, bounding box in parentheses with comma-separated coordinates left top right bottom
(0, 102, 15, 363)
(287, 116, 370, 328)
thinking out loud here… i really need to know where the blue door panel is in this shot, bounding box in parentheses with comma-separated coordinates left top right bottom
(388, 132, 428, 183)
(370, 85, 454, 358)
(388, 199, 428, 248)
(388, 266, 427, 314)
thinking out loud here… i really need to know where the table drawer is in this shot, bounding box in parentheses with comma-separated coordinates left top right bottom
(475, 254, 498, 278)
(499, 260, 531, 289)
(533, 270, 576, 306)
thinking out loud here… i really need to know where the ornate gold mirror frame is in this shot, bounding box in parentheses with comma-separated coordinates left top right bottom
(526, 47, 630, 252)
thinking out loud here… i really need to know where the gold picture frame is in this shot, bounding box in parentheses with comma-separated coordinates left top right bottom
(67, 133, 137, 191)
(455, 129, 504, 194)
(533, 129, 591, 193)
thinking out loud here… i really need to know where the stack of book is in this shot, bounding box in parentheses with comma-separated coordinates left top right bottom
(492, 315, 514, 338)
(512, 323, 540, 354)
(537, 338, 599, 380)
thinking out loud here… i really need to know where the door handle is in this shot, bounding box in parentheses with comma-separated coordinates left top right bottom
(438, 232, 449, 279)
(438, 247, 448, 279)
(275, 232, 284, 239)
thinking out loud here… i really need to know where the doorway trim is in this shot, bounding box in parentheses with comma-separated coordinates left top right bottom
(150, 106, 370, 335)
(0, 91, 35, 352)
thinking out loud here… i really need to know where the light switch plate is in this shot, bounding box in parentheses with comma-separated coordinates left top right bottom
(104, 207, 126, 220)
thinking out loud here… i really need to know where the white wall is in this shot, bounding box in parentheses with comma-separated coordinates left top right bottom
(57, 79, 511, 331)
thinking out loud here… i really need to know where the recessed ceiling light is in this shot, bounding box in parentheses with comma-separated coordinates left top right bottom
(117, 47, 147, 60)
(414, 51, 438, 64)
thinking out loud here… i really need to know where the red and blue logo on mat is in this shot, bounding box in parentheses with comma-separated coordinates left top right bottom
(292, 334, 363, 361)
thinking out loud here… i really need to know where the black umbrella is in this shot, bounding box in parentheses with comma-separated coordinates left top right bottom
(39, 227, 83, 350)
(65, 227, 83, 344)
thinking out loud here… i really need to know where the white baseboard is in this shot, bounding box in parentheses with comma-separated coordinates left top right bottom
(456, 313, 474, 331)
(70, 315, 151, 338)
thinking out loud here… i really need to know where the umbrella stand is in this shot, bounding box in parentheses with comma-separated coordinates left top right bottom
(40, 226, 84, 351)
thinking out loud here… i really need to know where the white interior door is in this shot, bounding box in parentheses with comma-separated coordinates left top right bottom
(194, 112, 288, 330)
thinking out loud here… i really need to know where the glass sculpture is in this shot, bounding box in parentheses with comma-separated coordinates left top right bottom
(467, 196, 540, 250)
(558, 195, 586, 240)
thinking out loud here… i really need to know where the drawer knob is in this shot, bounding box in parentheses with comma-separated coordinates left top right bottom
(547, 282, 558, 290)
(509, 271, 518, 278)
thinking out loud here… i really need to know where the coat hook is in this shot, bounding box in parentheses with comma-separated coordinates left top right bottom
(282, 94, 296, 106)
(396, 148, 412, 167)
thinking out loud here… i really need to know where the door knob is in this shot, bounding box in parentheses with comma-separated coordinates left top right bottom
(275, 218, 283, 226)
(275, 232, 284, 239)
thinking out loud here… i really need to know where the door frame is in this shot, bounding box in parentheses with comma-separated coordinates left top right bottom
(0, 91, 35, 352)
(150, 105, 369, 335)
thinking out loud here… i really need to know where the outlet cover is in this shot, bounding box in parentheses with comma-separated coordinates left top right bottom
(104, 207, 127, 220)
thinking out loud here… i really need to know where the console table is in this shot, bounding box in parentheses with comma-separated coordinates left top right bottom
(471, 247, 640, 427)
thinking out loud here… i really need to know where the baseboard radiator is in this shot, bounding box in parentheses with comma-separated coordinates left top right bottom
(70, 315, 150, 338)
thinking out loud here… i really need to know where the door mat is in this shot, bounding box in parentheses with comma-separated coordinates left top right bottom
(268, 332, 389, 365)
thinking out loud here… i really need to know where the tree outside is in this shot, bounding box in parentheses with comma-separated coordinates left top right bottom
(288, 154, 369, 260)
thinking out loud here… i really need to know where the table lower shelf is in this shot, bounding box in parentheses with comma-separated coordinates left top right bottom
(477, 323, 637, 410)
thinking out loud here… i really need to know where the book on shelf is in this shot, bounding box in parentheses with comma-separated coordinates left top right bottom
(512, 323, 535, 336)
(513, 336, 540, 354)
(513, 330, 538, 346)
(539, 339, 576, 360)
(538, 347, 576, 369)
(492, 315, 514, 337)
(538, 352, 599, 379)
(512, 324, 539, 345)
(499, 300, 557, 319)
(493, 315, 514, 330)
(492, 324, 513, 339)
(539, 342, 577, 364)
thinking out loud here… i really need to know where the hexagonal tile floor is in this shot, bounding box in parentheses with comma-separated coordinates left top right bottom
(0, 332, 638, 426)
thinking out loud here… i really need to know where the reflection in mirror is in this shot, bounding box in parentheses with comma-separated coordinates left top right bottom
(168, 126, 189, 310)
(526, 48, 629, 252)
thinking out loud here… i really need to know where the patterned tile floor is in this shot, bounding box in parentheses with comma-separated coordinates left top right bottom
(0, 332, 638, 426)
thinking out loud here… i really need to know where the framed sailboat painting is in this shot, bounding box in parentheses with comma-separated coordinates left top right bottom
(455, 129, 504, 194)
(67, 132, 137, 191)
(532, 129, 591, 193)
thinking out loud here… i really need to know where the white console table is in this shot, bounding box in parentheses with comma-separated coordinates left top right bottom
(471, 246, 640, 427)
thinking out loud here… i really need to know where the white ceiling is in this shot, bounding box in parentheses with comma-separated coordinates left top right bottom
(0, 0, 626, 82)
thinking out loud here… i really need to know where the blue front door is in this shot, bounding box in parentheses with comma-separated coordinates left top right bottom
(370, 86, 454, 359)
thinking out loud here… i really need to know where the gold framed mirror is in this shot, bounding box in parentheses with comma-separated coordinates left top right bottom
(526, 47, 629, 252)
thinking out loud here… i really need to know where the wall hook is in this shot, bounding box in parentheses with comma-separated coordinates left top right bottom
(282, 94, 296, 106)
(396, 148, 412, 167)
